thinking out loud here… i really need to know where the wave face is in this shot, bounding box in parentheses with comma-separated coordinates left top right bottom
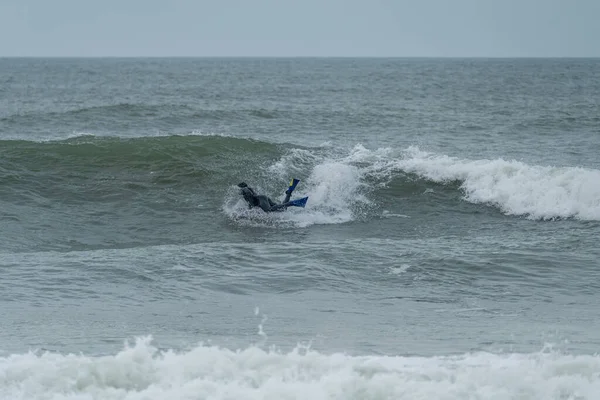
(2, 134, 600, 252)
(1, 337, 599, 400)
(4, 134, 598, 222)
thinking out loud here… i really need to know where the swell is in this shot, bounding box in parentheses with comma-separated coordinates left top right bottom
(0, 134, 279, 177)
(0, 101, 417, 128)
(2, 136, 599, 254)
(0, 103, 283, 125)
(2, 136, 599, 221)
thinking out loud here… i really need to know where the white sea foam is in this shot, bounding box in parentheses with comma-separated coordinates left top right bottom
(189, 129, 233, 137)
(397, 146, 600, 220)
(1, 336, 598, 400)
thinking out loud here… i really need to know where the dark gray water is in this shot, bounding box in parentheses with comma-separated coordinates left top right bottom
(1, 58, 599, 399)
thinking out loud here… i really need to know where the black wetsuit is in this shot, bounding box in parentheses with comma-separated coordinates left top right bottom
(238, 183, 293, 212)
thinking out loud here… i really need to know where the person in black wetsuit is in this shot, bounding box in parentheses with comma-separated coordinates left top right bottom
(237, 182, 294, 212)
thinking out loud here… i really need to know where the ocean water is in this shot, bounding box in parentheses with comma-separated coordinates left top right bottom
(1, 58, 599, 399)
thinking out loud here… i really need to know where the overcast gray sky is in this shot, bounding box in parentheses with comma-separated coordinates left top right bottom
(1, 0, 598, 57)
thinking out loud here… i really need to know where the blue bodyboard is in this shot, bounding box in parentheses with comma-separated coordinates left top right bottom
(287, 196, 308, 208)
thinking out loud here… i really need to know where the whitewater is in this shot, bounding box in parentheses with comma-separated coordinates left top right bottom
(2, 336, 600, 400)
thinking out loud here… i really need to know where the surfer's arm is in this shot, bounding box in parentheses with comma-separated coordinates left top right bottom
(282, 178, 299, 204)
(282, 191, 292, 204)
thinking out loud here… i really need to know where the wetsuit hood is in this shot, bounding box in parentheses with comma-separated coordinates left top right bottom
(239, 185, 259, 206)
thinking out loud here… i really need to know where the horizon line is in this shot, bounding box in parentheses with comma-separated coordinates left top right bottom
(1, 55, 599, 59)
